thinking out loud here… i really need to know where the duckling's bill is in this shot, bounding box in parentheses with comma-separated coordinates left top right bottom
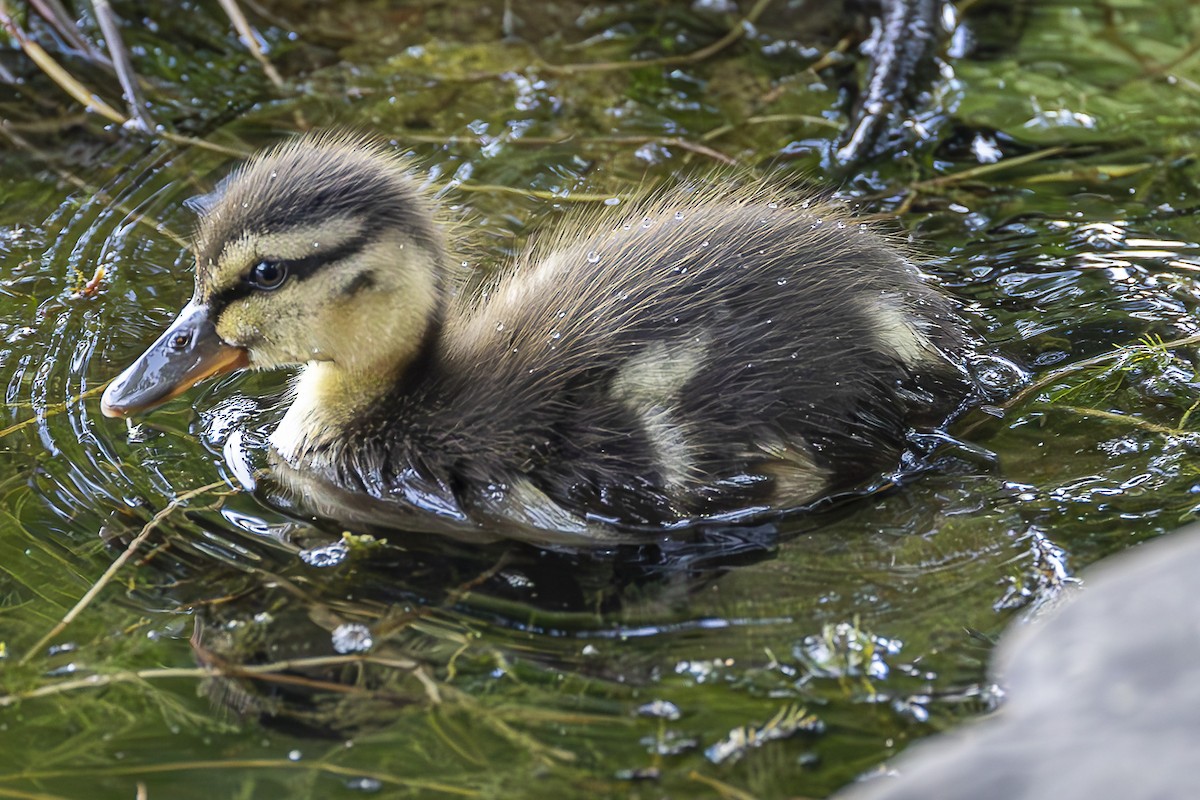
(100, 301, 249, 418)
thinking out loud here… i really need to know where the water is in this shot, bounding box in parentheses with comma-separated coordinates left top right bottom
(2, 0, 1200, 797)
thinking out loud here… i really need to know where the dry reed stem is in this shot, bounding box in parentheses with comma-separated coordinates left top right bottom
(91, 0, 155, 130)
(0, 2, 126, 124)
(216, 0, 285, 89)
(30, 0, 110, 65)
(0, 5, 253, 158)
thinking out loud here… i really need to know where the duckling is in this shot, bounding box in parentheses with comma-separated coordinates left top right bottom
(101, 133, 974, 540)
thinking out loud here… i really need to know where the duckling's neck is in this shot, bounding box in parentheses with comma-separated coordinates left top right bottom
(269, 232, 448, 464)
(270, 361, 396, 463)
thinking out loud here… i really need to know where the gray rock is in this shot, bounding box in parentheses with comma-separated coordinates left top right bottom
(838, 529, 1200, 800)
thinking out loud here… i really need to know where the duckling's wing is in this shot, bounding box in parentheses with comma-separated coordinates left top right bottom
(433, 193, 973, 530)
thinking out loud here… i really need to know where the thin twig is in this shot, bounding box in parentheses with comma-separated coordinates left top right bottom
(29, 0, 111, 66)
(0, 113, 89, 133)
(0, 654, 421, 707)
(1039, 404, 1187, 437)
(92, 0, 155, 131)
(687, 771, 764, 800)
(454, 183, 625, 202)
(397, 131, 736, 164)
(956, 332, 1200, 438)
(1177, 396, 1200, 429)
(0, 762, 476, 797)
(0, 382, 110, 440)
(18, 479, 233, 666)
(909, 146, 1069, 191)
(0, 122, 201, 246)
(216, 0, 285, 89)
(438, 685, 576, 764)
(598, 135, 737, 165)
(0, 15, 252, 160)
(1000, 333, 1200, 412)
(160, 133, 252, 157)
(538, 0, 773, 74)
(698, 114, 839, 146)
(0, 786, 73, 800)
(0, 2, 126, 124)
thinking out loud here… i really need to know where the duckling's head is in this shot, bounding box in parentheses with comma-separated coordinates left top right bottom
(101, 134, 446, 419)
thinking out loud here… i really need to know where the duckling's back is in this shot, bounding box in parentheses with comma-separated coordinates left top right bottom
(371, 192, 973, 532)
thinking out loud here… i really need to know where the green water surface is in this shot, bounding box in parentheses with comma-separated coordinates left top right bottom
(3, 0, 1200, 797)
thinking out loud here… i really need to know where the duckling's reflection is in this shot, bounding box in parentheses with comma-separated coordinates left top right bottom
(188, 410, 992, 739)
(190, 470, 797, 738)
(260, 455, 790, 609)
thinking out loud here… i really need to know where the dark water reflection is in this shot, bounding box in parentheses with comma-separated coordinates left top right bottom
(3, 0, 1200, 797)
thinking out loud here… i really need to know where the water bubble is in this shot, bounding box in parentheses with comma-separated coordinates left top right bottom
(331, 623, 374, 654)
(971, 354, 1030, 399)
(674, 210, 684, 220)
(776, 278, 788, 286)
(345, 777, 383, 793)
(641, 217, 653, 228)
(700, 240, 709, 247)
(604, 197, 621, 206)
(586, 250, 600, 263)
(298, 540, 348, 568)
(288, 750, 302, 762)
(637, 700, 682, 720)
(495, 322, 505, 332)
(767, 201, 778, 209)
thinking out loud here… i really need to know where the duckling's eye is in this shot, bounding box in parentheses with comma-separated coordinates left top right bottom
(249, 260, 288, 291)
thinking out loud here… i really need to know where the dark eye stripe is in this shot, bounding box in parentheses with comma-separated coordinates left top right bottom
(208, 231, 372, 311)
